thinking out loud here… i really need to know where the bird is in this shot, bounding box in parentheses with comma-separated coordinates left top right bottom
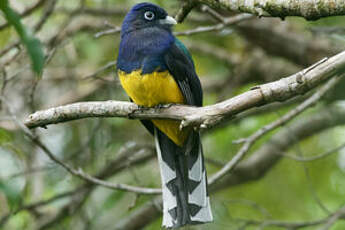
(116, 2, 213, 228)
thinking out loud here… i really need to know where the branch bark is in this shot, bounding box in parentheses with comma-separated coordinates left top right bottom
(236, 19, 342, 67)
(25, 49, 345, 129)
(0, 0, 46, 31)
(114, 105, 345, 230)
(208, 76, 341, 184)
(197, 0, 345, 20)
(175, 0, 198, 23)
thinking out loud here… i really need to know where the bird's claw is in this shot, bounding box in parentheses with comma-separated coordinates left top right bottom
(137, 105, 147, 110)
(154, 103, 174, 109)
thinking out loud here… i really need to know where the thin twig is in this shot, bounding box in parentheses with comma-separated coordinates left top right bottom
(2, 98, 161, 195)
(0, 190, 79, 226)
(33, 0, 59, 32)
(0, 0, 47, 31)
(114, 105, 345, 229)
(277, 142, 345, 162)
(94, 27, 121, 38)
(24, 50, 345, 130)
(208, 75, 341, 184)
(0, 70, 7, 110)
(175, 0, 198, 23)
(200, 5, 225, 22)
(55, 7, 126, 17)
(82, 61, 117, 79)
(318, 206, 345, 230)
(237, 206, 345, 229)
(175, 13, 253, 36)
(92, 13, 253, 38)
(4, 166, 54, 180)
(292, 139, 331, 214)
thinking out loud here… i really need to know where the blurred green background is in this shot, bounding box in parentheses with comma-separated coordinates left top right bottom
(1, 0, 345, 229)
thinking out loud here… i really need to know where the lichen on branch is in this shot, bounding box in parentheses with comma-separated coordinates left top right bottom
(25, 50, 345, 130)
(198, 0, 345, 20)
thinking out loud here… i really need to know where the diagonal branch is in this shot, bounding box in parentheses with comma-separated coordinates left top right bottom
(197, 0, 345, 20)
(0, 0, 46, 31)
(236, 204, 345, 229)
(277, 142, 345, 162)
(115, 105, 345, 230)
(175, 0, 198, 23)
(174, 13, 253, 36)
(25, 50, 345, 129)
(209, 75, 341, 184)
(2, 98, 161, 195)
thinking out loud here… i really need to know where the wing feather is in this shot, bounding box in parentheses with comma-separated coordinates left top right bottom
(163, 40, 202, 107)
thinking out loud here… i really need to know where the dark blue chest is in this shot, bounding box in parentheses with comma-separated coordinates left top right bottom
(117, 28, 174, 74)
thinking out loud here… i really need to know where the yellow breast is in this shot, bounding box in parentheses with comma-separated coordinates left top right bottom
(118, 70, 189, 146)
(118, 70, 185, 106)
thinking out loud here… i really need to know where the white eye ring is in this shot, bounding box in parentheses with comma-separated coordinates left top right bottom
(144, 11, 155, 21)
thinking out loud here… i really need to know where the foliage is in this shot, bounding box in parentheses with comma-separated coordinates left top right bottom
(0, 0, 345, 230)
(0, 0, 44, 75)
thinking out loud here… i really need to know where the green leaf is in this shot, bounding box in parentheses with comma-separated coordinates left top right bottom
(0, 128, 13, 144)
(0, 180, 22, 211)
(0, 0, 45, 76)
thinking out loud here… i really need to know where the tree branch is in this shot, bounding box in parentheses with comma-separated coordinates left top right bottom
(0, 0, 46, 31)
(237, 204, 345, 229)
(236, 19, 342, 67)
(30, 135, 161, 194)
(25, 50, 345, 129)
(0, 189, 79, 226)
(174, 13, 253, 36)
(209, 75, 341, 184)
(318, 206, 345, 230)
(276, 142, 345, 162)
(175, 0, 198, 23)
(2, 98, 161, 195)
(13, 143, 156, 229)
(197, 0, 345, 20)
(114, 105, 345, 229)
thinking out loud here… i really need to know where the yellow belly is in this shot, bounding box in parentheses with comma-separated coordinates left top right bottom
(118, 70, 189, 146)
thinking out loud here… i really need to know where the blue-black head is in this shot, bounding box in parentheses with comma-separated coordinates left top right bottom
(121, 2, 177, 37)
(117, 3, 177, 73)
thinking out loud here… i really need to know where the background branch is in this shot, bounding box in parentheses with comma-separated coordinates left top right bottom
(198, 0, 345, 20)
(209, 76, 341, 184)
(115, 104, 345, 229)
(1, 1, 345, 229)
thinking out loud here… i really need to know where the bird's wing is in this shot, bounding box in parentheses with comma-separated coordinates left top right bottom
(133, 39, 203, 137)
(159, 41, 212, 227)
(163, 39, 203, 107)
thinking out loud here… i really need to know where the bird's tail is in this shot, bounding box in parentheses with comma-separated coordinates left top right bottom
(154, 128, 213, 229)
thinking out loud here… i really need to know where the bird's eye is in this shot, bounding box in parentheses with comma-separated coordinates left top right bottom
(144, 11, 155, 21)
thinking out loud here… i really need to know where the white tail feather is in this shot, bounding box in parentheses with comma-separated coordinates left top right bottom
(155, 129, 213, 228)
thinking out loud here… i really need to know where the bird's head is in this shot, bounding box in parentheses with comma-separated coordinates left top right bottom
(121, 2, 177, 36)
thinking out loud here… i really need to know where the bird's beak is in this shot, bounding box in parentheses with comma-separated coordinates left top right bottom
(160, 16, 177, 25)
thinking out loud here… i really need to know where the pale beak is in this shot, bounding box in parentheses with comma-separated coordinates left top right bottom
(159, 15, 177, 25)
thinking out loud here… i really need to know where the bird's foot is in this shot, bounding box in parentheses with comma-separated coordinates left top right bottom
(137, 105, 148, 110)
(154, 103, 175, 109)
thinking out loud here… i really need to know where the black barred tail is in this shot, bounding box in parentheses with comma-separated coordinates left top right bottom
(154, 128, 213, 229)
